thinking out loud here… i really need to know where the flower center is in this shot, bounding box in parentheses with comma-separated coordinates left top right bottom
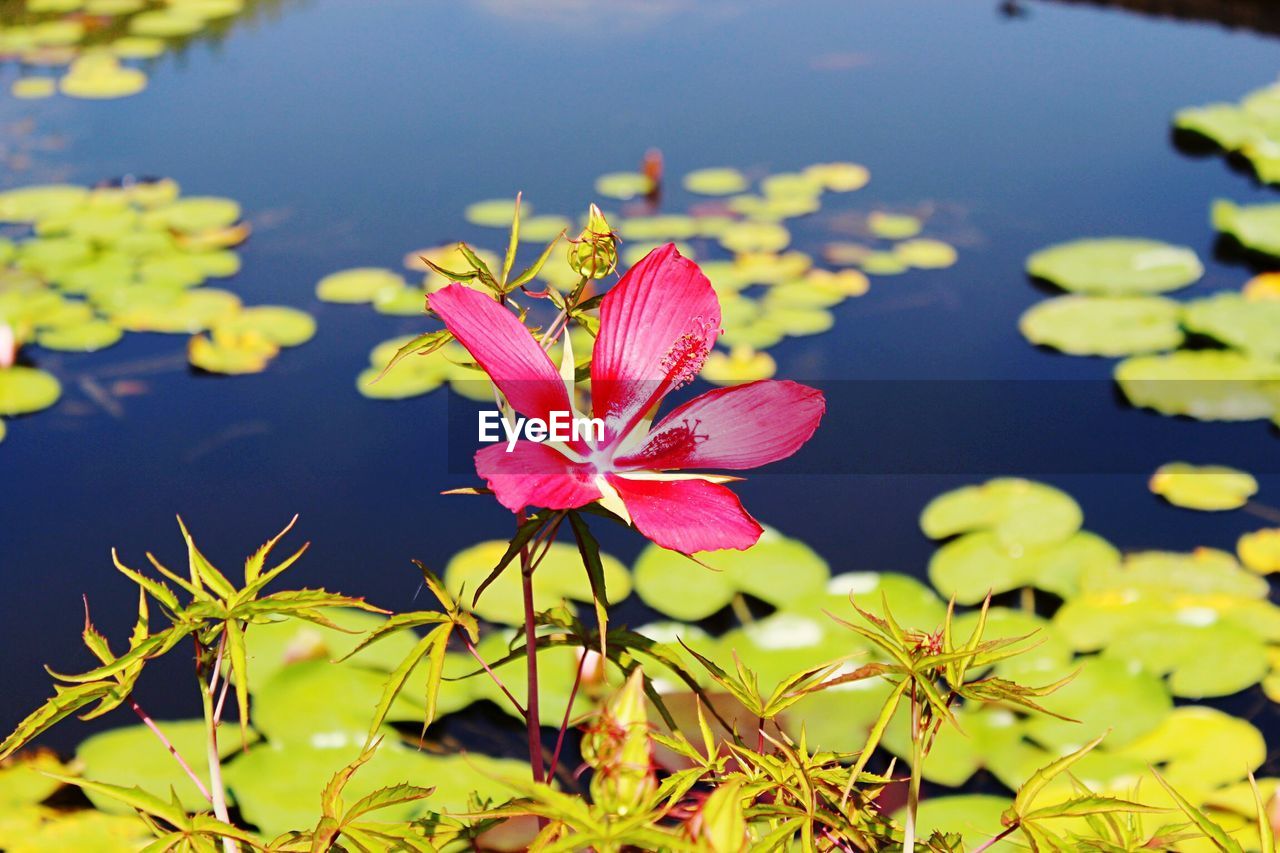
(659, 317, 718, 392)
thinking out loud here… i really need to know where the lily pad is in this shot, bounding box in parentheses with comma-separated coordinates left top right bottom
(867, 212, 922, 239)
(128, 8, 204, 37)
(188, 329, 278, 374)
(701, 347, 776, 385)
(1026, 238, 1203, 294)
(1182, 292, 1280, 360)
(251, 660, 423, 745)
(858, 252, 908, 275)
(1213, 198, 1280, 257)
(316, 267, 405, 304)
(143, 197, 241, 233)
(718, 221, 791, 254)
(893, 238, 957, 269)
(59, 55, 147, 99)
(909, 795, 1012, 849)
(225, 738, 522, 839)
(463, 198, 524, 227)
(1104, 616, 1268, 697)
(1115, 350, 1280, 421)
(594, 172, 653, 200)
(1028, 656, 1172, 750)
(213, 305, 316, 347)
(683, 168, 749, 196)
(11, 77, 56, 100)
(36, 319, 122, 352)
(633, 527, 829, 621)
(804, 162, 870, 192)
(1118, 707, 1264, 790)
(77, 720, 254, 814)
(1149, 462, 1258, 511)
(920, 478, 1083, 550)
(1019, 295, 1183, 356)
(760, 172, 823, 201)
(0, 367, 61, 415)
(929, 529, 1117, 604)
(445, 540, 630, 625)
(1244, 272, 1280, 301)
(1238, 528, 1280, 574)
(0, 185, 88, 223)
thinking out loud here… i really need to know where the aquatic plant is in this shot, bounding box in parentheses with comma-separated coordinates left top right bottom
(0, 178, 316, 446)
(0, 199, 1261, 852)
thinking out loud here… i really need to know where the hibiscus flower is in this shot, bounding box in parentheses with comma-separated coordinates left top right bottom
(429, 243, 824, 555)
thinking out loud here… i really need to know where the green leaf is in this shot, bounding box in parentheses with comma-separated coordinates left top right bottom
(1152, 770, 1244, 853)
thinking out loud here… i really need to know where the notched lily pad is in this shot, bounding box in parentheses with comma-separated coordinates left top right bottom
(1019, 295, 1183, 357)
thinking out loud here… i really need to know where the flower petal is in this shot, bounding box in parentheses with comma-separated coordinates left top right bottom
(615, 380, 825, 471)
(606, 473, 763, 554)
(591, 244, 721, 441)
(475, 442, 600, 513)
(428, 283, 571, 422)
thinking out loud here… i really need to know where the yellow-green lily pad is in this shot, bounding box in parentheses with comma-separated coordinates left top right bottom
(213, 305, 315, 347)
(683, 167, 749, 196)
(1213, 198, 1280, 257)
(718, 221, 790, 254)
(868, 211, 922, 239)
(1182, 292, 1280, 360)
(892, 238, 957, 269)
(921, 478, 1083, 550)
(316, 267, 404, 304)
(594, 171, 653, 200)
(1026, 238, 1203, 294)
(1115, 350, 1280, 421)
(1019, 295, 1184, 356)
(1149, 462, 1258, 511)
(0, 367, 61, 416)
(1238, 528, 1280, 574)
(37, 320, 122, 352)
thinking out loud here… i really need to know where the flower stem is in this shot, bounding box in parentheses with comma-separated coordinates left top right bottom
(547, 648, 587, 781)
(129, 699, 212, 804)
(904, 693, 922, 853)
(201, 633, 238, 853)
(518, 514, 546, 787)
(463, 636, 526, 719)
(973, 822, 1019, 852)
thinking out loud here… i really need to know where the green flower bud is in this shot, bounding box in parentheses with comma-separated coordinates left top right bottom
(568, 204, 617, 280)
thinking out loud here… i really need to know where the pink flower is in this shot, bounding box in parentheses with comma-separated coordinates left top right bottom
(429, 243, 825, 555)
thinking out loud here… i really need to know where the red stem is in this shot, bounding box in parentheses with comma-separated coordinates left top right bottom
(463, 636, 526, 719)
(547, 648, 588, 780)
(518, 514, 547, 787)
(130, 699, 212, 803)
(973, 823, 1018, 852)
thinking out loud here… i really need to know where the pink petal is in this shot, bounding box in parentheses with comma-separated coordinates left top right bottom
(591, 244, 721, 442)
(428, 283, 570, 423)
(475, 442, 601, 513)
(615, 380, 825, 471)
(606, 473, 763, 554)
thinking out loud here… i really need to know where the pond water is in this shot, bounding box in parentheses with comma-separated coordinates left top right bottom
(2, 0, 1279, 755)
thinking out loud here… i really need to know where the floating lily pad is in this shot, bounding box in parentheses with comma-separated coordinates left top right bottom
(1115, 350, 1280, 421)
(594, 172, 653, 200)
(445, 540, 630, 625)
(36, 319, 122, 352)
(77, 720, 253, 815)
(791, 571, 947, 633)
(929, 529, 1117, 604)
(316, 267, 404, 304)
(108, 286, 241, 333)
(144, 196, 241, 233)
(806, 268, 869, 297)
(225, 738, 521, 839)
(1019, 295, 1183, 357)
(1212, 199, 1280, 257)
(0, 751, 65, 809)
(867, 212, 922, 239)
(893, 237, 957, 269)
(1239, 528, 1280, 574)
(1, 810, 150, 852)
(251, 659, 423, 745)
(1026, 238, 1203, 294)
(213, 305, 315, 347)
(0, 367, 61, 416)
(1149, 462, 1258, 511)
(1118, 706, 1264, 790)
(908, 795, 1011, 849)
(188, 329, 278, 374)
(804, 162, 870, 192)
(463, 198, 524, 228)
(59, 55, 147, 99)
(634, 527, 829, 621)
(110, 36, 165, 59)
(921, 478, 1083, 550)
(11, 77, 55, 100)
(617, 215, 699, 242)
(1174, 103, 1261, 150)
(1104, 616, 1268, 697)
(1182, 292, 1280, 360)
(760, 172, 823, 201)
(718, 318, 784, 350)
(128, 8, 204, 37)
(858, 251, 908, 275)
(701, 347, 776, 385)
(1028, 655, 1171, 750)
(683, 167, 749, 196)
(518, 214, 571, 242)
(718, 221, 791, 254)
(709, 611, 852, 692)
(727, 193, 819, 222)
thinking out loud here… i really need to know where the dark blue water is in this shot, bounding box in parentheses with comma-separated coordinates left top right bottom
(2, 0, 1278, 744)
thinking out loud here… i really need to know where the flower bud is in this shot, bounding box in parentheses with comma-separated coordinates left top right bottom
(582, 668, 654, 815)
(568, 204, 617, 280)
